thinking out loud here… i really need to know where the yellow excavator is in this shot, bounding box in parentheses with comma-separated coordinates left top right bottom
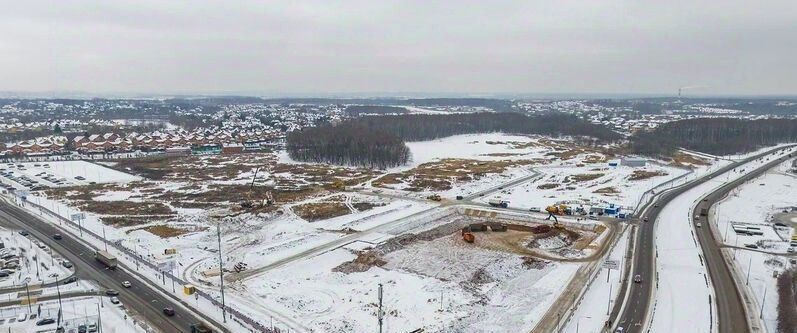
(545, 204, 570, 228)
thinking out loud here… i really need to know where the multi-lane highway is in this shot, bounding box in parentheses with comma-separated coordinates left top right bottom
(0, 199, 221, 333)
(694, 152, 795, 333)
(610, 145, 794, 332)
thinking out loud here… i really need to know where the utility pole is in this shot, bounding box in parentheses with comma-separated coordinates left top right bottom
(34, 255, 40, 278)
(746, 255, 752, 285)
(24, 283, 32, 313)
(216, 223, 227, 323)
(607, 283, 613, 315)
(377, 283, 384, 333)
(55, 276, 63, 326)
(102, 227, 108, 252)
(760, 285, 767, 319)
(97, 302, 103, 333)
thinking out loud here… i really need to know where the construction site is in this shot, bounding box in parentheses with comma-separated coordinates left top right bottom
(229, 202, 617, 332)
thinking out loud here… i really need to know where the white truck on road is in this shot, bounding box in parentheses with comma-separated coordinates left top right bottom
(488, 198, 509, 208)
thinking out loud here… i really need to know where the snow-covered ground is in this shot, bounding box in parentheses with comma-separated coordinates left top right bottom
(479, 163, 688, 212)
(714, 158, 797, 332)
(5, 133, 786, 333)
(0, 230, 70, 289)
(242, 233, 581, 333)
(400, 133, 556, 170)
(0, 296, 144, 333)
(563, 226, 631, 333)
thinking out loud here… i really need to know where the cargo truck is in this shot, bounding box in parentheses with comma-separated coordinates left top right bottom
(488, 198, 509, 208)
(94, 250, 117, 269)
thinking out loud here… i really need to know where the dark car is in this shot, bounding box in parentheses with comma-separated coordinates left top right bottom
(63, 276, 78, 284)
(62, 261, 73, 269)
(36, 318, 55, 326)
(456, 195, 464, 200)
(53, 234, 63, 240)
(18, 230, 29, 236)
(105, 289, 119, 296)
(163, 307, 175, 317)
(78, 324, 87, 333)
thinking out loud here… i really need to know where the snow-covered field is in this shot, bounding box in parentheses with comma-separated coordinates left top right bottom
(400, 133, 556, 170)
(3, 133, 779, 333)
(242, 228, 581, 333)
(714, 158, 797, 332)
(479, 163, 688, 212)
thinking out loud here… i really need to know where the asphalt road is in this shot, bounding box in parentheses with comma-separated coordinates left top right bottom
(694, 153, 796, 333)
(0, 200, 211, 333)
(611, 146, 795, 332)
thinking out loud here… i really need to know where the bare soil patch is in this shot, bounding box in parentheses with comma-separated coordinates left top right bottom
(136, 224, 200, 238)
(571, 173, 605, 182)
(669, 152, 710, 167)
(373, 158, 536, 192)
(77, 201, 173, 216)
(593, 187, 620, 194)
(628, 170, 668, 181)
(537, 183, 559, 190)
(293, 202, 351, 222)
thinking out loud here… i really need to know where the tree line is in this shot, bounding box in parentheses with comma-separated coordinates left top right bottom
(630, 118, 797, 156)
(350, 112, 621, 142)
(286, 122, 411, 169)
(286, 112, 621, 168)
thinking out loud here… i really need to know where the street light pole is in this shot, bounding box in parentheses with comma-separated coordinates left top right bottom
(55, 276, 63, 326)
(24, 283, 32, 313)
(216, 223, 227, 323)
(102, 227, 108, 252)
(760, 285, 767, 319)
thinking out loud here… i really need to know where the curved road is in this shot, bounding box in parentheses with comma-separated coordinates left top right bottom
(694, 152, 795, 333)
(611, 145, 795, 332)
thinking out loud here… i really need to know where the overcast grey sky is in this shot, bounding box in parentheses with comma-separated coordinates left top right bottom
(1, 1, 796, 97)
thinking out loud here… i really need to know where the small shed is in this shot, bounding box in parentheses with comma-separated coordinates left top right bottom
(621, 158, 647, 167)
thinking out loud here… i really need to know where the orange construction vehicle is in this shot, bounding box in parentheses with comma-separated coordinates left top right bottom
(462, 231, 475, 243)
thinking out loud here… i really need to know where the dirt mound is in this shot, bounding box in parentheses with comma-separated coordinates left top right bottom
(469, 268, 495, 284)
(521, 256, 549, 269)
(527, 229, 580, 250)
(333, 251, 387, 274)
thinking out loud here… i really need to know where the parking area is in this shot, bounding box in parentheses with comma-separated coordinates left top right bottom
(0, 161, 140, 192)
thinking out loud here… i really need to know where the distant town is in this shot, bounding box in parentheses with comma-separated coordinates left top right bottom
(2, 97, 794, 159)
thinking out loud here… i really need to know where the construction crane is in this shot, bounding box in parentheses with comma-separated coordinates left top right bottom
(240, 166, 274, 209)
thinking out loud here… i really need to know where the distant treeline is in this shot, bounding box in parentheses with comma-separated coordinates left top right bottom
(350, 112, 622, 142)
(286, 123, 410, 169)
(345, 105, 408, 116)
(287, 112, 621, 168)
(631, 118, 797, 155)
